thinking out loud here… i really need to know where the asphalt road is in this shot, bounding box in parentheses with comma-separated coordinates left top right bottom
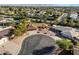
(18, 34, 57, 55)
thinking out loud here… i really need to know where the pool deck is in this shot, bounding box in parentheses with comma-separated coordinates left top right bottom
(0, 30, 61, 55)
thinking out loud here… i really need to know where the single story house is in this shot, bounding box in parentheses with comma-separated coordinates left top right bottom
(0, 26, 13, 45)
(0, 26, 13, 36)
(50, 25, 79, 41)
(60, 29, 79, 41)
(50, 25, 73, 34)
(70, 12, 78, 20)
(61, 31, 72, 39)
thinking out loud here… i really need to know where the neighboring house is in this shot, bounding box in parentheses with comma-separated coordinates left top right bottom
(70, 12, 78, 20)
(0, 15, 15, 23)
(60, 29, 76, 39)
(5, 18, 14, 23)
(61, 31, 73, 39)
(0, 18, 14, 23)
(50, 25, 79, 41)
(0, 29, 10, 36)
(0, 26, 13, 45)
(0, 17, 19, 26)
(50, 25, 73, 33)
(0, 26, 13, 36)
(0, 19, 7, 23)
(0, 26, 12, 31)
(61, 29, 79, 40)
(27, 13, 34, 17)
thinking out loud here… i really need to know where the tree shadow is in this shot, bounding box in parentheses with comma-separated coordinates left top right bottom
(32, 46, 56, 55)
(58, 50, 73, 55)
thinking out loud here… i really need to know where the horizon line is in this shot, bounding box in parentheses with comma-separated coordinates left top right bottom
(0, 4, 79, 7)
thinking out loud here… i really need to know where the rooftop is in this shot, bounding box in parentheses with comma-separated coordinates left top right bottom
(52, 25, 73, 31)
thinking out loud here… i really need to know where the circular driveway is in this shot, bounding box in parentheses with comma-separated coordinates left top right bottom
(18, 34, 57, 55)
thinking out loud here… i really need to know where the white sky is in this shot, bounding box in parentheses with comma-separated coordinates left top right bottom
(0, 0, 79, 4)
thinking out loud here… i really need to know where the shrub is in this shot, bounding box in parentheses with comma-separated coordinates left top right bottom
(56, 39, 73, 50)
